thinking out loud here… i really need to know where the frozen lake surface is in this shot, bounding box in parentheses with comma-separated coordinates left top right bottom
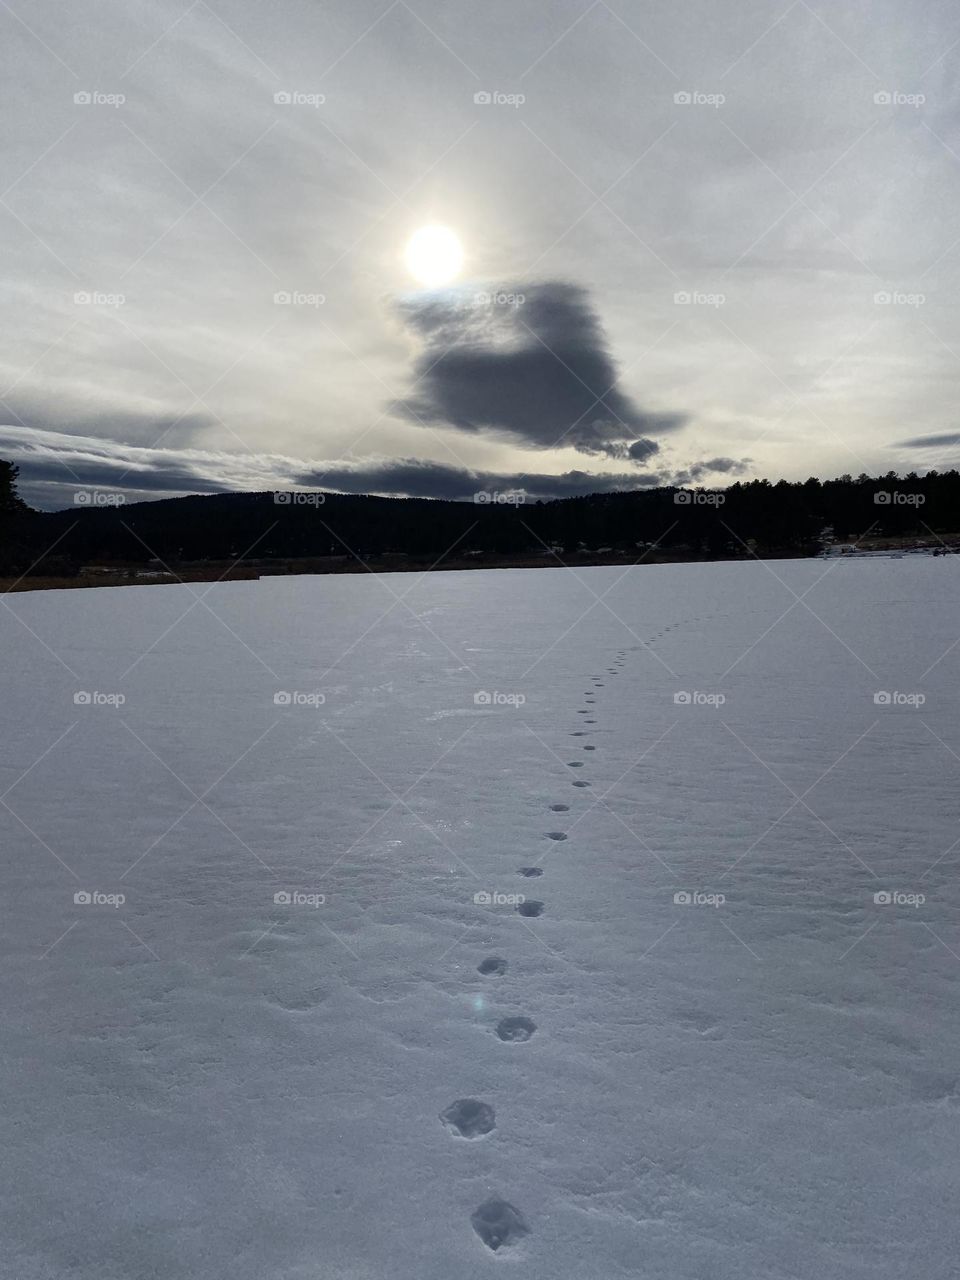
(2, 557, 959, 1278)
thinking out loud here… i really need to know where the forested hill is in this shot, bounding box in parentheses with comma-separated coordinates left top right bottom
(2, 471, 959, 576)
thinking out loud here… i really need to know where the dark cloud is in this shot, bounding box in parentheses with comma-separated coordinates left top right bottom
(297, 459, 662, 501)
(20, 457, 234, 497)
(13, 464, 235, 512)
(895, 433, 960, 450)
(0, 397, 216, 448)
(628, 438, 661, 462)
(673, 456, 751, 484)
(0, 426, 273, 509)
(393, 282, 686, 461)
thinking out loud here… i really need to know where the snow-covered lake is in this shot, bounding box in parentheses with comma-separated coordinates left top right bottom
(3, 557, 959, 1278)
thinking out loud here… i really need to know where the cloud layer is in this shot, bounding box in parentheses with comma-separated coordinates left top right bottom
(1, 425, 747, 509)
(895, 433, 960, 451)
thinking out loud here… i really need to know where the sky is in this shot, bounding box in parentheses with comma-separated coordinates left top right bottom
(2, 0, 960, 509)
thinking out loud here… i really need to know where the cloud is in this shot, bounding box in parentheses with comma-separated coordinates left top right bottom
(0, 426, 295, 508)
(0, 396, 217, 449)
(627, 438, 661, 462)
(392, 282, 686, 461)
(0, 425, 667, 509)
(674, 456, 752, 484)
(895, 432, 960, 450)
(296, 460, 662, 501)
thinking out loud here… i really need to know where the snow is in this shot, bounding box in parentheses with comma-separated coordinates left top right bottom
(2, 556, 959, 1278)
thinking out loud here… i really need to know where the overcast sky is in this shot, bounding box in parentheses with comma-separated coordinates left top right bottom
(2, 0, 959, 508)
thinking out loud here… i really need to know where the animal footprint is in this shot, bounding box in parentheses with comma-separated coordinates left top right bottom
(567, 761, 584, 768)
(478, 956, 507, 976)
(496, 1015, 537, 1042)
(549, 803, 569, 812)
(583, 745, 596, 751)
(441, 1098, 495, 1138)
(471, 1198, 530, 1252)
(544, 831, 567, 841)
(517, 900, 544, 917)
(518, 867, 543, 878)
(571, 780, 591, 787)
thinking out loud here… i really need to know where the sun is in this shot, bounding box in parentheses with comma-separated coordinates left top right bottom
(404, 225, 463, 287)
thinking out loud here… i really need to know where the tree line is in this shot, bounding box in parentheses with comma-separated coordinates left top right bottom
(1, 462, 957, 577)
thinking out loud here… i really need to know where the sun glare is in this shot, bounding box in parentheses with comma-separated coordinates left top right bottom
(404, 225, 463, 287)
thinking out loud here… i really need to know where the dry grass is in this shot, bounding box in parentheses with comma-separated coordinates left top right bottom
(0, 569, 261, 593)
(7, 535, 953, 594)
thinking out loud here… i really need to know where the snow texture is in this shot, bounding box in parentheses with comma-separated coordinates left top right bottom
(2, 557, 959, 1278)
